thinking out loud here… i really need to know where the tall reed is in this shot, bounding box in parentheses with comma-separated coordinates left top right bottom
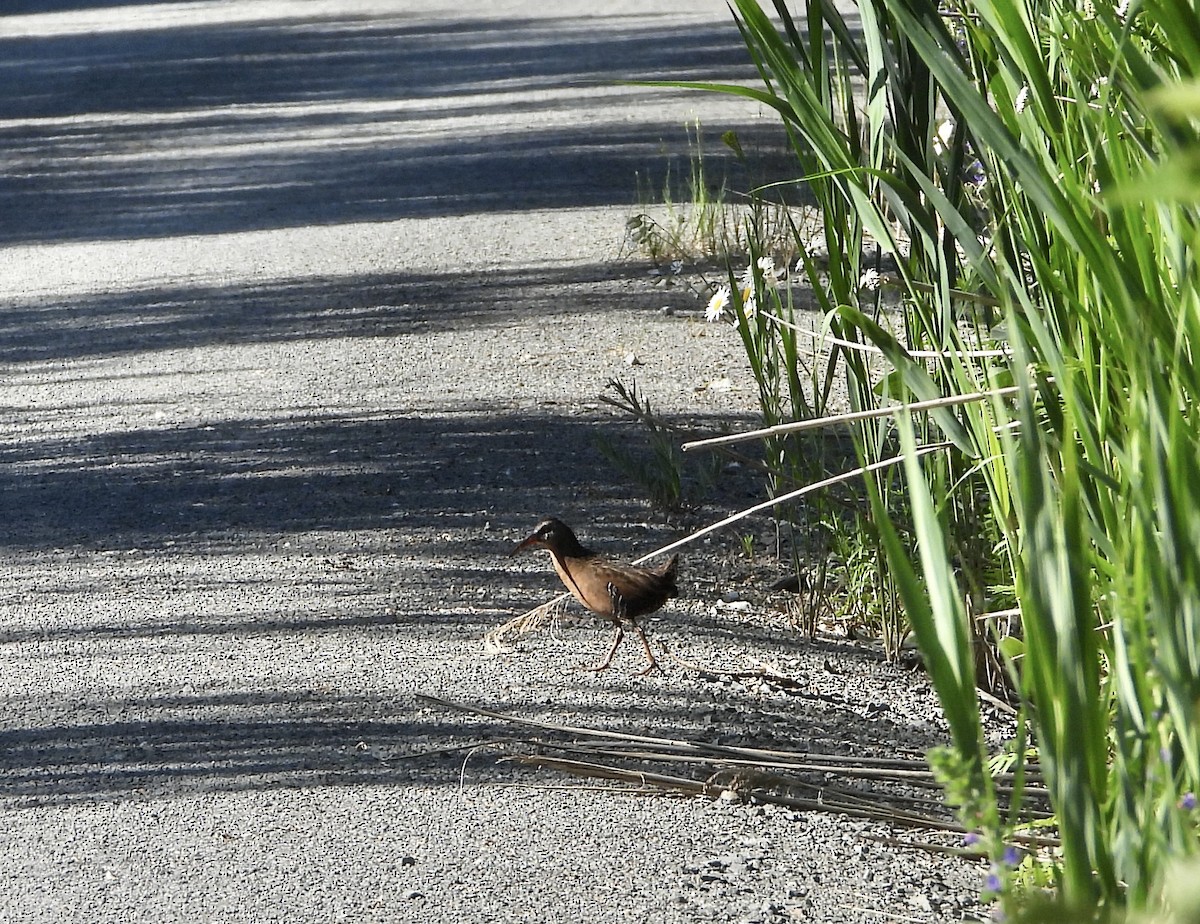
(685, 0, 1200, 915)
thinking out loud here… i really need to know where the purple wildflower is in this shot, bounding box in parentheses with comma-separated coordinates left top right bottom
(1182, 792, 1197, 810)
(964, 160, 987, 188)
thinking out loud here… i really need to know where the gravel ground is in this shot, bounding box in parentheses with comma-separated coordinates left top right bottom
(1, 2, 994, 922)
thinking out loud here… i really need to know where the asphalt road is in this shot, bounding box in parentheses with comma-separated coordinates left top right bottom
(0, 3, 986, 922)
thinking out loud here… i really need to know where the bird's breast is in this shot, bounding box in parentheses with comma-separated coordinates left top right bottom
(550, 554, 615, 617)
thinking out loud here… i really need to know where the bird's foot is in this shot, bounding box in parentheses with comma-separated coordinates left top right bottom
(636, 658, 662, 676)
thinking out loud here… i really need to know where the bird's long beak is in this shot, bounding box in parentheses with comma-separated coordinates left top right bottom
(510, 534, 543, 556)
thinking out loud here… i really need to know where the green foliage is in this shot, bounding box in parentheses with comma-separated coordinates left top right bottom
(688, 0, 1200, 916)
(826, 510, 904, 651)
(625, 119, 800, 264)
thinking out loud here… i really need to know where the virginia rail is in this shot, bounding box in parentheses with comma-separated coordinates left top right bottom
(511, 518, 678, 674)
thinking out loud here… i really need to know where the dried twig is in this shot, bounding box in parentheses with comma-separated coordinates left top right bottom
(484, 593, 571, 650)
(414, 694, 1060, 847)
(681, 386, 1021, 452)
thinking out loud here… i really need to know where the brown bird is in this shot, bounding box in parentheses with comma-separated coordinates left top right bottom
(511, 518, 678, 674)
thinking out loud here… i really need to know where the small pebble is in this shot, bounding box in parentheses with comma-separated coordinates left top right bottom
(909, 894, 932, 912)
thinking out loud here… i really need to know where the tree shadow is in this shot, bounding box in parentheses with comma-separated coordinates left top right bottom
(0, 403, 695, 551)
(5, 0, 175, 12)
(0, 378, 937, 809)
(0, 10, 797, 244)
(0, 387, 943, 810)
(0, 670, 952, 807)
(0, 261, 658, 364)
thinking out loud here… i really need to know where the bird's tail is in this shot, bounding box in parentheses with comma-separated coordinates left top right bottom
(658, 554, 680, 597)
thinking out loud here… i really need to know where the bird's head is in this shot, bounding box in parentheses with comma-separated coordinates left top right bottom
(510, 518, 583, 557)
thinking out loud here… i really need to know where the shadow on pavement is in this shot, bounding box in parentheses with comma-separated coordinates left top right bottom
(0, 9, 794, 244)
(0, 659, 948, 807)
(0, 405, 686, 551)
(0, 261, 653, 364)
(5, 1, 170, 12)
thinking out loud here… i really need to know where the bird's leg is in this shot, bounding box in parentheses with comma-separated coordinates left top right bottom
(581, 582, 629, 673)
(631, 621, 661, 675)
(582, 624, 624, 673)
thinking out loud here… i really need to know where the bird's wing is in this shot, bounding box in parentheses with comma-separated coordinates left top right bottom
(591, 559, 678, 612)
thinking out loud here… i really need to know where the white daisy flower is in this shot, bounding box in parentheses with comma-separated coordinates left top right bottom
(860, 268, 883, 292)
(705, 286, 732, 322)
(756, 256, 780, 288)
